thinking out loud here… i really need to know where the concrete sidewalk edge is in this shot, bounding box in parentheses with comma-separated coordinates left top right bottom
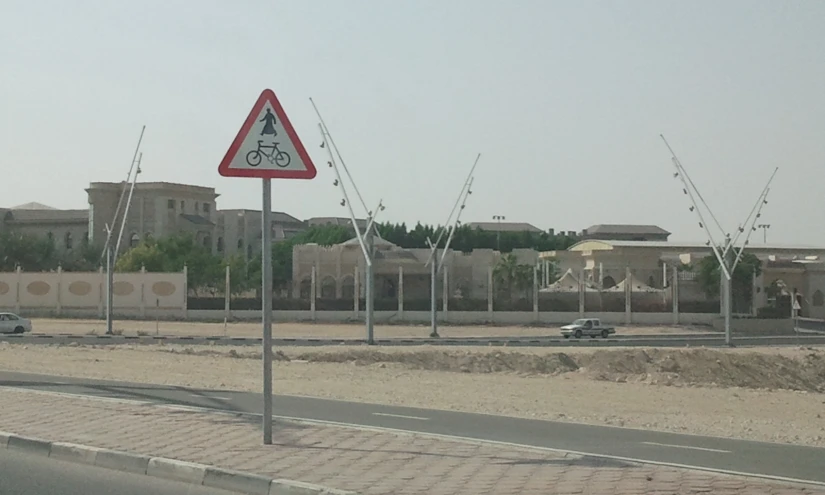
(0, 430, 359, 495)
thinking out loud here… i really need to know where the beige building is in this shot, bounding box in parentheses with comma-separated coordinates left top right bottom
(0, 203, 89, 251)
(2, 182, 308, 258)
(87, 182, 220, 252)
(292, 236, 537, 301)
(538, 240, 825, 319)
(217, 209, 304, 259)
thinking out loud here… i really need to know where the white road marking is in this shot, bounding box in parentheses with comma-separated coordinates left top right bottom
(642, 441, 731, 453)
(372, 412, 429, 421)
(189, 392, 232, 401)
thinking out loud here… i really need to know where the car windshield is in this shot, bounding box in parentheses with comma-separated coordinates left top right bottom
(572, 319, 588, 325)
(6, 314, 18, 320)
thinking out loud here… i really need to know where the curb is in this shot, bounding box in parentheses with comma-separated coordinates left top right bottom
(0, 430, 358, 495)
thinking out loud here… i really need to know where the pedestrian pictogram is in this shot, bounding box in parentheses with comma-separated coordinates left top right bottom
(218, 89, 317, 179)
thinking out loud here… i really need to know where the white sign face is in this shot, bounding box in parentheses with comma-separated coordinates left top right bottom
(218, 89, 317, 180)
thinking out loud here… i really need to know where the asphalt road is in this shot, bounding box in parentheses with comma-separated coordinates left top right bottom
(0, 449, 237, 495)
(1, 371, 823, 486)
(3, 333, 825, 347)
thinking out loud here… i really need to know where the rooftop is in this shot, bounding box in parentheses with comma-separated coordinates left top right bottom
(583, 224, 671, 236)
(11, 202, 57, 210)
(467, 221, 543, 233)
(568, 239, 825, 252)
(87, 181, 219, 196)
(2, 208, 89, 223)
(219, 209, 303, 224)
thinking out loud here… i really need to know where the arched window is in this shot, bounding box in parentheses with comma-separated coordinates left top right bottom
(813, 290, 824, 307)
(64, 232, 73, 250)
(129, 233, 140, 248)
(216, 237, 224, 253)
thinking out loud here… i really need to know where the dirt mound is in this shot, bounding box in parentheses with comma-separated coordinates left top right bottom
(577, 348, 825, 392)
(152, 345, 825, 393)
(292, 347, 825, 393)
(298, 349, 581, 375)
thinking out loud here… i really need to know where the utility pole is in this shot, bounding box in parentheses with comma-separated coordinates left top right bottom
(493, 215, 505, 251)
(101, 126, 145, 261)
(661, 135, 777, 346)
(426, 154, 480, 338)
(313, 102, 386, 345)
(103, 224, 114, 335)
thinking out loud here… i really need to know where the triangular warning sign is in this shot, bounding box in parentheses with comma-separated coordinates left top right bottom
(218, 89, 317, 179)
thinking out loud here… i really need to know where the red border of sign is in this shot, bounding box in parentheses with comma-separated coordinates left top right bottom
(218, 89, 317, 179)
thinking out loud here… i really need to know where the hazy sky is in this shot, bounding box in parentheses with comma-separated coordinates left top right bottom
(2, 0, 823, 245)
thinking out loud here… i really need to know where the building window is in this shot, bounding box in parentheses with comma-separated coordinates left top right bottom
(167, 199, 175, 209)
(237, 238, 244, 250)
(46, 232, 54, 244)
(247, 244, 253, 258)
(203, 203, 210, 214)
(129, 233, 140, 248)
(65, 232, 73, 250)
(217, 237, 224, 253)
(195, 202, 199, 212)
(82, 232, 89, 245)
(180, 200, 185, 210)
(814, 290, 824, 307)
(203, 235, 211, 249)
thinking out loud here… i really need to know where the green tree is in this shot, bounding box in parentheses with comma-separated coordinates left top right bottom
(0, 232, 59, 271)
(115, 233, 224, 295)
(217, 254, 253, 296)
(493, 254, 534, 299)
(696, 250, 762, 312)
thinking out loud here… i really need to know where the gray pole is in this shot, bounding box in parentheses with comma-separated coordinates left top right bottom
(722, 238, 733, 347)
(430, 249, 438, 338)
(105, 244, 113, 335)
(261, 178, 273, 444)
(722, 274, 732, 346)
(365, 222, 375, 345)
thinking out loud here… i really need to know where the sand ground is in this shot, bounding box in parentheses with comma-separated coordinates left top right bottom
(0, 342, 822, 448)
(28, 318, 716, 338)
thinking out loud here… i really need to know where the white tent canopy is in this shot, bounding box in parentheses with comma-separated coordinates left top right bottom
(541, 269, 599, 292)
(605, 273, 663, 293)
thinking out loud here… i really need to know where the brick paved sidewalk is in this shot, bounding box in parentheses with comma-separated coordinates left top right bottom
(0, 388, 823, 495)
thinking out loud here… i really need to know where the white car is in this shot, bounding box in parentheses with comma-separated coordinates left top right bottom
(0, 312, 32, 334)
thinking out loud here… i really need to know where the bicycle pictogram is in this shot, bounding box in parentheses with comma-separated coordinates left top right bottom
(246, 140, 291, 168)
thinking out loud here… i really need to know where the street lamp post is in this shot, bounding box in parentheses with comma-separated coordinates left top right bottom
(661, 134, 777, 347)
(758, 224, 771, 244)
(493, 215, 505, 251)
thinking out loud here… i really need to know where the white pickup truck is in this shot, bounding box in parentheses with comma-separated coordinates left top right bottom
(560, 318, 615, 339)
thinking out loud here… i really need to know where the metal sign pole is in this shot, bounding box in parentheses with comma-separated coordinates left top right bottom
(105, 243, 113, 335)
(365, 222, 375, 345)
(430, 248, 438, 338)
(261, 178, 273, 444)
